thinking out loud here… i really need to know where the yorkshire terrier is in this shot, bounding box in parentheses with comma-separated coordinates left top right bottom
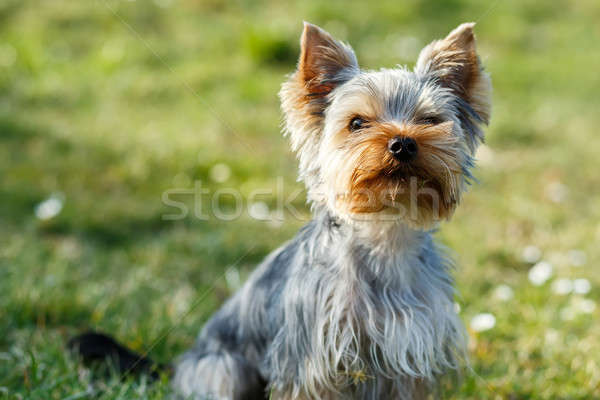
(72, 21, 491, 400)
(172, 21, 491, 400)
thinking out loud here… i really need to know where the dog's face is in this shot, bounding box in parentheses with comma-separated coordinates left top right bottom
(280, 22, 491, 228)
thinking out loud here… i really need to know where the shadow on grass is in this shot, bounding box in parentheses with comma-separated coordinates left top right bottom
(0, 116, 186, 246)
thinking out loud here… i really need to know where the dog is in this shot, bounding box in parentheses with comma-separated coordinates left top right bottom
(172, 22, 491, 399)
(71, 21, 491, 400)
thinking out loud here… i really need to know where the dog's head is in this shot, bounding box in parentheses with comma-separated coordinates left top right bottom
(280, 22, 491, 228)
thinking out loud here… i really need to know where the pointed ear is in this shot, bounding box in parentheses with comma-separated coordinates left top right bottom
(298, 22, 359, 97)
(415, 23, 491, 125)
(279, 23, 358, 185)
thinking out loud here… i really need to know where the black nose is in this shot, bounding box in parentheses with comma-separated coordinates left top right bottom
(388, 136, 418, 162)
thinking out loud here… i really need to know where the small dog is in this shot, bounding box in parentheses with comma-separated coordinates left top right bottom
(172, 22, 491, 400)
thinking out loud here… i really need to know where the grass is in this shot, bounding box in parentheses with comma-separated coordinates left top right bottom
(1, 0, 600, 398)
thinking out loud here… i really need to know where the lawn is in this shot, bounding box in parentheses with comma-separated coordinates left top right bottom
(1, 0, 600, 398)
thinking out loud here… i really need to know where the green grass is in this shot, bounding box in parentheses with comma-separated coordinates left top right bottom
(1, 0, 600, 398)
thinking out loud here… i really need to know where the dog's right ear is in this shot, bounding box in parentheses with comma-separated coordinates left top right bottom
(297, 22, 359, 100)
(280, 23, 358, 182)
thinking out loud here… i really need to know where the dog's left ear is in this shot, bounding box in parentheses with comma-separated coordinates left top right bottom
(415, 23, 491, 126)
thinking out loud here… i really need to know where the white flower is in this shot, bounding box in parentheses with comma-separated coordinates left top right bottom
(552, 278, 573, 295)
(453, 302, 461, 313)
(528, 261, 553, 286)
(470, 313, 496, 332)
(568, 250, 587, 267)
(225, 267, 241, 291)
(545, 181, 568, 203)
(248, 201, 270, 220)
(493, 284, 514, 301)
(573, 278, 591, 295)
(209, 163, 231, 183)
(577, 299, 596, 314)
(34, 194, 64, 220)
(544, 329, 560, 345)
(561, 298, 596, 320)
(522, 245, 542, 263)
(171, 286, 193, 316)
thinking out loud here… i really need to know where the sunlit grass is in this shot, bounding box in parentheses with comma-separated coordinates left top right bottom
(1, 0, 600, 398)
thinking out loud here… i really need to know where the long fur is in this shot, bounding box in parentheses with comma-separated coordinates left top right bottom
(174, 211, 464, 399)
(173, 22, 491, 400)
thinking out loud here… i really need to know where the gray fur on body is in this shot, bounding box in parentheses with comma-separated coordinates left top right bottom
(173, 21, 491, 400)
(173, 209, 464, 399)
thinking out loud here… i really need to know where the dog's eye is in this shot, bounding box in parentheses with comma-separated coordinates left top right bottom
(417, 116, 443, 125)
(349, 117, 367, 131)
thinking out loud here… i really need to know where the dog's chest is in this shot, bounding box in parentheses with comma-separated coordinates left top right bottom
(314, 252, 421, 378)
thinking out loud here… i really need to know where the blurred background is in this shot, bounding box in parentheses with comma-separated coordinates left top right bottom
(1, 0, 599, 398)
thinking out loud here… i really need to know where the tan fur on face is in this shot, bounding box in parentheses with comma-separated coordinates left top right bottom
(322, 121, 464, 227)
(281, 22, 491, 228)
